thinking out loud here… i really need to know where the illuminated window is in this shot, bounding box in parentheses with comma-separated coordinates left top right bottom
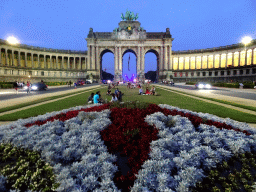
(247, 49, 252, 65)
(240, 51, 245, 66)
(234, 52, 239, 67)
(179, 57, 184, 70)
(173, 58, 178, 70)
(221, 54, 226, 68)
(191, 57, 195, 69)
(202, 56, 207, 69)
(185, 57, 189, 69)
(208, 55, 213, 68)
(227, 53, 232, 66)
(214, 55, 219, 68)
(196, 56, 201, 69)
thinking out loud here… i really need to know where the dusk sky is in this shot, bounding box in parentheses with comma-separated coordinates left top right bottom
(1, 0, 255, 78)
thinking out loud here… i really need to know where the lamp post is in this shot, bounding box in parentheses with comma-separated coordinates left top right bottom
(241, 36, 252, 65)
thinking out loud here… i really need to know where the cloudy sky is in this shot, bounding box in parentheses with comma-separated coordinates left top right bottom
(1, 0, 255, 77)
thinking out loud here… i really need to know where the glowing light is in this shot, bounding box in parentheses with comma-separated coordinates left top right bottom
(6, 36, 20, 45)
(241, 36, 252, 46)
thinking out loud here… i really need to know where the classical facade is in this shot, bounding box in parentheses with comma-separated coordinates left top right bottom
(172, 42, 256, 82)
(0, 39, 88, 83)
(1, 11, 256, 83)
(86, 20, 173, 83)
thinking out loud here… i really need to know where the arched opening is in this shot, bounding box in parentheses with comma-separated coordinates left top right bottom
(100, 49, 114, 82)
(144, 50, 159, 82)
(122, 49, 137, 83)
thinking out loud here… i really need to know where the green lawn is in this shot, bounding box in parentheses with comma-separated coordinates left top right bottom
(1, 84, 256, 123)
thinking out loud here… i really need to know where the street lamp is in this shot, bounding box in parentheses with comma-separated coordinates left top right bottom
(6, 36, 20, 45)
(241, 36, 252, 65)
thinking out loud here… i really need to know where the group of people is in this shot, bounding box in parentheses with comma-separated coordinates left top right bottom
(139, 86, 155, 95)
(87, 91, 106, 104)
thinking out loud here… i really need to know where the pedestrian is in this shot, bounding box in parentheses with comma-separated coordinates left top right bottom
(110, 93, 118, 102)
(69, 80, 72, 87)
(93, 91, 100, 104)
(151, 86, 156, 95)
(88, 93, 95, 104)
(239, 83, 244, 89)
(117, 91, 124, 102)
(98, 94, 105, 104)
(14, 81, 18, 94)
(26, 81, 31, 94)
(139, 87, 143, 95)
(74, 82, 77, 89)
(108, 83, 111, 90)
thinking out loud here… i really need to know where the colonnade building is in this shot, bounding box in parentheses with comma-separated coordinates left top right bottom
(1, 19, 256, 83)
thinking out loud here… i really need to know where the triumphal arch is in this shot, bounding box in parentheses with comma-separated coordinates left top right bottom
(85, 10, 174, 83)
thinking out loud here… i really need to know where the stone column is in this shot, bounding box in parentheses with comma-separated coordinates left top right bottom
(195, 56, 197, 69)
(160, 46, 163, 76)
(178, 57, 180, 70)
(225, 52, 228, 68)
(5, 49, 8, 65)
(170, 52, 173, 70)
(245, 49, 248, 65)
(25, 52, 27, 68)
(0, 47, 2, 65)
(238, 51, 241, 67)
(87, 46, 91, 70)
(206, 55, 209, 69)
(118, 47, 122, 71)
(201, 55, 203, 69)
(56, 55, 59, 69)
(137, 46, 141, 72)
(43, 55, 46, 69)
(92, 46, 95, 70)
(219, 54, 221, 68)
(183, 57, 185, 70)
(50, 55, 53, 69)
(31, 54, 34, 68)
(164, 45, 168, 71)
(96, 46, 99, 71)
(141, 47, 145, 74)
(213, 54, 215, 68)
(252, 49, 254, 65)
(12, 50, 14, 66)
(232, 52, 234, 66)
(62, 56, 64, 69)
(73, 57, 76, 69)
(67, 57, 70, 69)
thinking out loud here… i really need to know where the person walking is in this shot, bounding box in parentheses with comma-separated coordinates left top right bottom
(69, 80, 72, 87)
(26, 81, 31, 94)
(88, 93, 95, 104)
(93, 91, 100, 104)
(74, 82, 77, 89)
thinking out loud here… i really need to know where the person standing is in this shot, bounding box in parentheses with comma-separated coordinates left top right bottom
(26, 81, 30, 94)
(93, 91, 100, 104)
(117, 91, 124, 102)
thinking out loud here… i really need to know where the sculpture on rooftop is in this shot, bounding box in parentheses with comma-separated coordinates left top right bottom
(121, 9, 138, 21)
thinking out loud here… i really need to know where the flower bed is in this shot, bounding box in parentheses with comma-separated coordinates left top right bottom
(0, 102, 256, 192)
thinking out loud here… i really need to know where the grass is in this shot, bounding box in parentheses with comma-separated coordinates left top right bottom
(0, 86, 100, 114)
(157, 84, 256, 113)
(1, 84, 256, 123)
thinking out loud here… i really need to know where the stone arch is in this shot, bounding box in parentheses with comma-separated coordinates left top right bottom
(144, 48, 160, 82)
(99, 48, 115, 80)
(121, 47, 138, 57)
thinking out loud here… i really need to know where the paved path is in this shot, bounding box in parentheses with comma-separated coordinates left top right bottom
(156, 84, 256, 129)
